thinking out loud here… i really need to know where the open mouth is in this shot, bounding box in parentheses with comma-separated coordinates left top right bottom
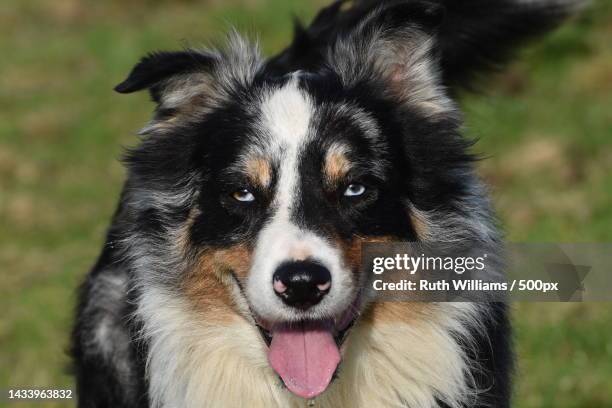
(255, 315, 356, 349)
(230, 271, 360, 399)
(255, 314, 358, 399)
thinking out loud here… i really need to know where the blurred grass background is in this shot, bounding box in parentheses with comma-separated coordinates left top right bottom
(0, 0, 610, 407)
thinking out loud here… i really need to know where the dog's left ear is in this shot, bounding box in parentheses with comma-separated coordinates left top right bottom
(328, 1, 453, 118)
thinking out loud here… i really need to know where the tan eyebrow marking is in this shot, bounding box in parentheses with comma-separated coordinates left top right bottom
(323, 143, 352, 185)
(244, 157, 272, 188)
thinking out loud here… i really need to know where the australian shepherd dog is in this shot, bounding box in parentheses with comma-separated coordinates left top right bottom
(72, 1, 580, 407)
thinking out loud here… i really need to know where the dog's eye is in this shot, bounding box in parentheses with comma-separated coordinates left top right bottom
(343, 183, 366, 197)
(232, 189, 255, 202)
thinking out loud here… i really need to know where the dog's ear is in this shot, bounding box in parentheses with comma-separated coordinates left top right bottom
(114, 49, 226, 121)
(354, 0, 445, 34)
(114, 51, 216, 104)
(267, 0, 445, 76)
(114, 34, 263, 133)
(328, 1, 453, 118)
(273, 0, 583, 92)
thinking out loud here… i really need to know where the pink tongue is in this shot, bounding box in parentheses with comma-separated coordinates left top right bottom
(268, 326, 341, 399)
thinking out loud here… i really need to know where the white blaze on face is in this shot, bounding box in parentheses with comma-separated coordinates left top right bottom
(246, 77, 355, 324)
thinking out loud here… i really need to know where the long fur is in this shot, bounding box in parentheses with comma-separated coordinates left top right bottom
(72, 1, 579, 407)
(267, 0, 584, 89)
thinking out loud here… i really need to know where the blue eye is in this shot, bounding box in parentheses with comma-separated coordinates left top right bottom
(343, 183, 366, 197)
(232, 189, 255, 202)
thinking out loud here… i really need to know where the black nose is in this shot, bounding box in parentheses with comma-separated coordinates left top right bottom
(272, 261, 332, 310)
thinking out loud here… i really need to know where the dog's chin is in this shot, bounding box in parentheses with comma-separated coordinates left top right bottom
(251, 303, 360, 400)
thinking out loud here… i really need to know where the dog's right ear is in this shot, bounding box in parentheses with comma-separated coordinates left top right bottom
(114, 35, 263, 133)
(114, 50, 217, 106)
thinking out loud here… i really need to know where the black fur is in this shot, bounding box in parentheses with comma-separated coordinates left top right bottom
(266, 0, 578, 90)
(71, 207, 149, 408)
(114, 51, 215, 101)
(72, 1, 579, 406)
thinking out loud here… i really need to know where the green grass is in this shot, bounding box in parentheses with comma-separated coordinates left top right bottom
(1, 1, 611, 407)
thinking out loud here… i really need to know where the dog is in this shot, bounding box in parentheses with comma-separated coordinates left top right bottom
(72, 1, 580, 407)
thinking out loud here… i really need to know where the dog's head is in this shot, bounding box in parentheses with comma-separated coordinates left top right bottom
(116, 3, 498, 399)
